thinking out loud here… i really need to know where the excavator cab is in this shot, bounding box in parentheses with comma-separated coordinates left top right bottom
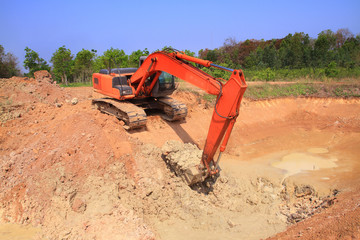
(150, 71, 176, 97)
(158, 72, 175, 91)
(140, 56, 176, 97)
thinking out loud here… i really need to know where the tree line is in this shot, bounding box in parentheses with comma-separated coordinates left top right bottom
(200, 29, 359, 69)
(199, 28, 360, 80)
(0, 45, 20, 78)
(22, 47, 150, 85)
(0, 28, 359, 83)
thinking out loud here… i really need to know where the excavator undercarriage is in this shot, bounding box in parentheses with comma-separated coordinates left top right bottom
(92, 96, 187, 130)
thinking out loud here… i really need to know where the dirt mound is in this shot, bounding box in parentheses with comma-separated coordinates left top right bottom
(0, 72, 94, 123)
(33, 70, 52, 83)
(0, 78, 155, 239)
(0, 73, 70, 123)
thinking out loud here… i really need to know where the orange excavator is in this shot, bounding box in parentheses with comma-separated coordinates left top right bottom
(92, 49, 247, 184)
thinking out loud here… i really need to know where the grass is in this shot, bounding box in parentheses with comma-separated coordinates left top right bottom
(59, 82, 93, 87)
(332, 86, 360, 97)
(202, 94, 217, 102)
(244, 83, 360, 100)
(244, 83, 318, 99)
(177, 81, 360, 102)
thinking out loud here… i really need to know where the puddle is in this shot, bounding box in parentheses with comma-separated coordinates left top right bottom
(0, 223, 41, 240)
(272, 150, 337, 177)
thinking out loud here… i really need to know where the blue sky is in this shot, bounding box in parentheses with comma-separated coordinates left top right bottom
(1, 0, 359, 72)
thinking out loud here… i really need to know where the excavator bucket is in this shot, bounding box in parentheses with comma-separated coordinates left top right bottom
(162, 141, 207, 185)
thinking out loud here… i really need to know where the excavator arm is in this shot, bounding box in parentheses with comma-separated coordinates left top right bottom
(130, 51, 221, 96)
(130, 50, 247, 183)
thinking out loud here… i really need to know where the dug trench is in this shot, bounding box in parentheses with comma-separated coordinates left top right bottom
(0, 76, 359, 239)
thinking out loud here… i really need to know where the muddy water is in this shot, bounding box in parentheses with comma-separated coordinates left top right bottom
(271, 148, 338, 177)
(0, 223, 41, 240)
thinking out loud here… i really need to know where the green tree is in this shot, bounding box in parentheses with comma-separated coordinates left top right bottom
(94, 48, 128, 72)
(74, 49, 96, 82)
(334, 30, 359, 68)
(0, 45, 20, 78)
(128, 48, 149, 67)
(183, 49, 195, 57)
(51, 46, 74, 85)
(262, 41, 278, 68)
(278, 33, 311, 68)
(313, 30, 336, 67)
(23, 47, 50, 77)
(205, 49, 219, 62)
(244, 46, 267, 69)
(325, 61, 339, 77)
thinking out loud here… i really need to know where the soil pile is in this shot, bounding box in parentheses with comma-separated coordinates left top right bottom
(0, 76, 154, 239)
(0, 71, 71, 122)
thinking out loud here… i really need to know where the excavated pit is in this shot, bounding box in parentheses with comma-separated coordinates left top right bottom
(133, 141, 341, 240)
(0, 76, 360, 239)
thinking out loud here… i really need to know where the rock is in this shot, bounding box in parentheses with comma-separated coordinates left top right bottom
(9, 151, 16, 158)
(263, 186, 274, 193)
(295, 185, 314, 198)
(55, 103, 62, 108)
(71, 198, 87, 213)
(246, 194, 259, 205)
(219, 176, 229, 183)
(59, 175, 66, 183)
(71, 98, 78, 105)
(227, 219, 236, 228)
(289, 213, 303, 222)
(14, 111, 22, 118)
(59, 229, 72, 240)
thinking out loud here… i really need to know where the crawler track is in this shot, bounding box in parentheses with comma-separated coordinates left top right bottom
(92, 97, 187, 130)
(92, 98, 147, 130)
(157, 97, 188, 121)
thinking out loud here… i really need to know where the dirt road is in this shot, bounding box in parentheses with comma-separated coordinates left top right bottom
(0, 75, 359, 239)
